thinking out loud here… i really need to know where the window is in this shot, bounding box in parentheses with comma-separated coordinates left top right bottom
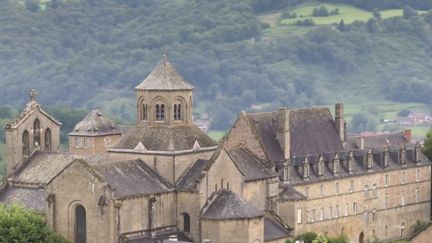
(44, 129, 52, 152)
(312, 209, 316, 222)
(335, 205, 339, 218)
(385, 174, 389, 187)
(401, 223, 405, 238)
(83, 137, 88, 148)
(297, 208, 302, 224)
(350, 180, 354, 192)
(33, 119, 40, 147)
(345, 203, 349, 216)
(372, 209, 377, 221)
(183, 213, 190, 232)
(364, 185, 369, 198)
(363, 209, 368, 223)
(156, 104, 165, 121)
(401, 170, 406, 184)
(174, 103, 182, 121)
(416, 169, 420, 182)
(352, 202, 357, 214)
(305, 187, 309, 197)
(329, 206, 333, 219)
(385, 225, 388, 236)
(372, 183, 377, 198)
(416, 189, 420, 203)
(75, 205, 86, 243)
(401, 193, 405, 206)
(22, 130, 30, 157)
(142, 104, 148, 121)
(335, 182, 339, 195)
(320, 208, 324, 221)
(320, 184, 324, 197)
(104, 137, 111, 148)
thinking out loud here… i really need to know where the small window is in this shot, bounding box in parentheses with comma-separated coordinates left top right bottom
(174, 103, 182, 121)
(416, 169, 420, 182)
(297, 208, 302, 224)
(142, 104, 148, 121)
(329, 206, 333, 219)
(312, 209, 316, 222)
(320, 208, 324, 221)
(416, 189, 420, 202)
(83, 137, 88, 148)
(385, 174, 389, 187)
(385, 195, 389, 208)
(353, 202, 357, 214)
(350, 180, 354, 192)
(335, 182, 339, 195)
(335, 205, 339, 218)
(156, 103, 165, 121)
(401, 170, 406, 184)
(364, 185, 369, 198)
(401, 193, 405, 206)
(372, 183, 377, 198)
(320, 184, 324, 197)
(372, 209, 377, 221)
(401, 223, 405, 238)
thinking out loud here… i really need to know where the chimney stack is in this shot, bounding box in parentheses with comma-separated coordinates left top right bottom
(355, 136, 365, 149)
(278, 108, 290, 161)
(404, 129, 412, 141)
(335, 103, 346, 142)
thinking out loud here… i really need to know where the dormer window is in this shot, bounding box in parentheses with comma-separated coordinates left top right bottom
(156, 103, 165, 121)
(318, 160, 324, 177)
(174, 103, 182, 121)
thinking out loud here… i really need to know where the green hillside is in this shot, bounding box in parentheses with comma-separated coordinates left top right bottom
(0, 0, 431, 132)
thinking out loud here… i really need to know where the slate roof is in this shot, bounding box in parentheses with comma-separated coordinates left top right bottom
(264, 217, 291, 241)
(0, 186, 45, 213)
(346, 132, 410, 149)
(279, 185, 307, 201)
(5, 100, 61, 130)
(112, 125, 217, 151)
(176, 159, 210, 191)
(227, 147, 278, 182)
(12, 152, 82, 185)
(135, 56, 193, 91)
(123, 229, 192, 243)
(201, 189, 264, 220)
(244, 107, 344, 168)
(92, 159, 174, 199)
(69, 109, 122, 136)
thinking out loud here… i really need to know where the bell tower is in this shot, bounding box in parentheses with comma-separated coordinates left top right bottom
(135, 55, 194, 126)
(4, 90, 62, 174)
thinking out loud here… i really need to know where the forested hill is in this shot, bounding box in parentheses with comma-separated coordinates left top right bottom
(1, 0, 432, 129)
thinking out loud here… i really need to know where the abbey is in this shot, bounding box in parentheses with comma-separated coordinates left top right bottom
(0, 56, 430, 243)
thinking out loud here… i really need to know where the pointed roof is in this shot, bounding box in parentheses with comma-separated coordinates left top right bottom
(201, 189, 264, 220)
(69, 110, 122, 136)
(135, 55, 194, 91)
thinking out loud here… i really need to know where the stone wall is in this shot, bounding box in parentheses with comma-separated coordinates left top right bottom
(68, 134, 122, 154)
(201, 218, 264, 243)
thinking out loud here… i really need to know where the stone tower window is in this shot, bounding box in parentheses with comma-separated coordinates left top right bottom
(45, 128, 51, 152)
(33, 119, 40, 147)
(174, 103, 182, 121)
(22, 130, 30, 157)
(142, 104, 148, 121)
(156, 104, 165, 121)
(183, 212, 190, 232)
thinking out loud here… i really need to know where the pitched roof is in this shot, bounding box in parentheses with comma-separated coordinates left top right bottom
(176, 159, 210, 191)
(92, 159, 174, 199)
(345, 132, 410, 149)
(5, 100, 61, 130)
(227, 147, 277, 182)
(201, 190, 264, 220)
(112, 125, 217, 152)
(264, 217, 291, 241)
(11, 152, 82, 185)
(279, 185, 307, 201)
(244, 107, 344, 167)
(69, 110, 122, 136)
(135, 56, 193, 91)
(0, 186, 45, 213)
(123, 229, 192, 243)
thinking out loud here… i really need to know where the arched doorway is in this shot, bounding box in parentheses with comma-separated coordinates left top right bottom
(33, 119, 40, 147)
(22, 130, 29, 157)
(183, 212, 190, 232)
(75, 205, 86, 243)
(44, 128, 51, 152)
(359, 232, 364, 243)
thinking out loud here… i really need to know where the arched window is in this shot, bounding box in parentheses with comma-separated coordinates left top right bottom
(155, 103, 165, 121)
(44, 128, 51, 152)
(401, 222, 405, 238)
(142, 104, 148, 121)
(22, 130, 30, 157)
(183, 213, 190, 232)
(174, 103, 182, 121)
(75, 205, 86, 243)
(33, 119, 40, 147)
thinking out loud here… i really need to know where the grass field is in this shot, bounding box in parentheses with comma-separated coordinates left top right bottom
(260, 3, 426, 28)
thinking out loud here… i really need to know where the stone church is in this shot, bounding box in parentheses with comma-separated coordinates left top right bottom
(0, 56, 430, 243)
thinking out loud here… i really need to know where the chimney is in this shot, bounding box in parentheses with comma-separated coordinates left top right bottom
(355, 136, 365, 149)
(335, 103, 346, 142)
(278, 108, 290, 160)
(404, 129, 412, 141)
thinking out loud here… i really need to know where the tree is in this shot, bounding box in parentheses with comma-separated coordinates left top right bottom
(337, 19, 347, 32)
(423, 130, 432, 161)
(0, 205, 69, 243)
(403, 5, 418, 19)
(313, 234, 329, 243)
